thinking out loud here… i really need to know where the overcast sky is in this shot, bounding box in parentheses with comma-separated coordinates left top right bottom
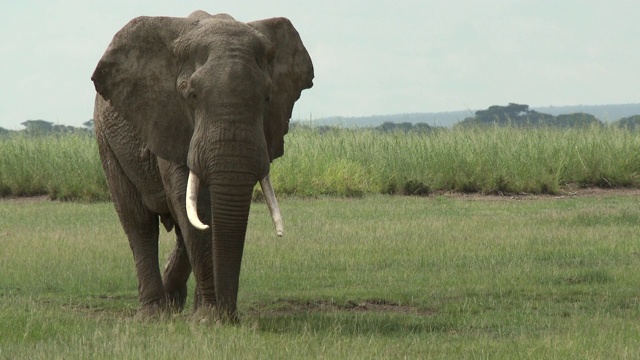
(1, 0, 639, 129)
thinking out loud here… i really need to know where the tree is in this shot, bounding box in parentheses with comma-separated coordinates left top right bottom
(378, 121, 398, 132)
(553, 113, 602, 128)
(375, 121, 433, 132)
(19, 119, 94, 136)
(614, 115, 640, 131)
(455, 103, 605, 128)
(413, 123, 432, 132)
(83, 119, 95, 132)
(396, 122, 414, 132)
(21, 120, 54, 135)
(470, 103, 553, 127)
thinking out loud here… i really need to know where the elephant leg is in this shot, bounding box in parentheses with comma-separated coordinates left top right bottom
(157, 160, 217, 316)
(122, 205, 166, 317)
(96, 132, 166, 317)
(109, 180, 165, 315)
(175, 193, 217, 317)
(162, 225, 191, 311)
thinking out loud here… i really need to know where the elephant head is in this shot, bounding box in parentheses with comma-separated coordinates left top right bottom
(91, 11, 313, 321)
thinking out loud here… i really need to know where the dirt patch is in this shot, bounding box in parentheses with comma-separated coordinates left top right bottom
(562, 187, 640, 198)
(0, 195, 50, 203)
(64, 297, 434, 321)
(250, 298, 434, 317)
(5, 188, 640, 204)
(432, 187, 640, 201)
(63, 302, 137, 319)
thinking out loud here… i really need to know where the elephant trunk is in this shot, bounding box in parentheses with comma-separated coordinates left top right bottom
(208, 178, 255, 323)
(186, 171, 283, 236)
(184, 170, 282, 322)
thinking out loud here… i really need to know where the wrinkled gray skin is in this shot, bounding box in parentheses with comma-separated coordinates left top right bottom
(91, 11, 313, 323)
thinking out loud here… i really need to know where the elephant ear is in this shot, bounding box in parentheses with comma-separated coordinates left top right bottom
(91, 16, 195, 164)
(249, 18, 314, 162)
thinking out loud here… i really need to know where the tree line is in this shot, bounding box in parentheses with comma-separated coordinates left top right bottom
(457, 103, 611, 128)
(0, 120, 94, 136)
(365, 103, 640, 132)
(4, 104, 640, 136)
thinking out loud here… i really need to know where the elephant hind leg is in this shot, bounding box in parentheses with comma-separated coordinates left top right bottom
(109, 174, 166, 314)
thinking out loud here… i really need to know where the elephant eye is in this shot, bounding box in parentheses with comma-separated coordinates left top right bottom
(265, 95, 271, 103)
(188, 91, 197, 102)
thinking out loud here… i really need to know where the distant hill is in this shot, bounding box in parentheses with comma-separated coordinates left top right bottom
(301, 103, 640, 128)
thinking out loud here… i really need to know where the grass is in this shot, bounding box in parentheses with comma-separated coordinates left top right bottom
(272, 125, 640, 196)
(1, 194, 640, 358)
(0, 133, 107, 201)
(2, 126, 640, 200)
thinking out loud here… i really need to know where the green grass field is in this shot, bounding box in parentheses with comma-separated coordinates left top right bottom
(2, 126, 640, 200)
(1, 194, 639, 358)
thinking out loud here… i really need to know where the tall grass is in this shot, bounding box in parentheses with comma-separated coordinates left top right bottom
(1, 126, 640, 200)
(0, 133, 107, 200)
(272, 125, 640, 196)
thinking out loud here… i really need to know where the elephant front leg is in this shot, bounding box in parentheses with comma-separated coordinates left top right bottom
(161, 223, 217, 316)
(185, 226, 218, 320)
(98, 143, 168, 317)
(162, 225, 191, 311)
(159, 211, 216, 318)
(131, 239, 165, 318)
(117, 206, 167, 318)
(158, 160, 219, 321)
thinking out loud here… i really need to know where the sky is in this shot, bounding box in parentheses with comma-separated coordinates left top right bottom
(1, 0, 639, 130)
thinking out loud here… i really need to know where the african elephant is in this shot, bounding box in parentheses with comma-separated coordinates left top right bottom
(91, 10, 313, 323)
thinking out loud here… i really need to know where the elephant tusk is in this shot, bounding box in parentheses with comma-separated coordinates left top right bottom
(186, 171, 210, 230)
(260, 175, 283, 237)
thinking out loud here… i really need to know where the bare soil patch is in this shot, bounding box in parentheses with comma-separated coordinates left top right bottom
(4, 188, 639, 204)
(432, 187, 640, 201)
(250, 298, 434, 317)
(0, 195, 49, 203)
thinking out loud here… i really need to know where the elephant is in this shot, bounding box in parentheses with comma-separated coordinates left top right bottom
(91, 10, 313, 323)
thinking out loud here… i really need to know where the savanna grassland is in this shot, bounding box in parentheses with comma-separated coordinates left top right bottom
(1, 194, 640, 358)
(1, 127, 640, 358)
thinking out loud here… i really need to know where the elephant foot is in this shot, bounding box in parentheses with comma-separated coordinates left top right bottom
(217, 310, 240, 325)
(164, 285, 188, 312)
(134, 299, 176, 321)
(134, 305, 165, 321)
